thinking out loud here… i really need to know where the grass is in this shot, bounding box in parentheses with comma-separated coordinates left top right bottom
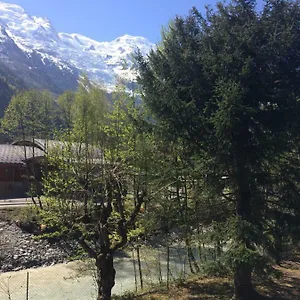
(0, 207, 24, 222)
(137, 277, 233, 300)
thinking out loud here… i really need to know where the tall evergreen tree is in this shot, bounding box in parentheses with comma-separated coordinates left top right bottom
(136, 1, 300, 299)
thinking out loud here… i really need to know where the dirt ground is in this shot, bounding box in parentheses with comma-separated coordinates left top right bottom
(262, 254, 300, 300)
(134, 255, 300, 300)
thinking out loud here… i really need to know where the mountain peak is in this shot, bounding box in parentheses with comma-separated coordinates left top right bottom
(32, 16, 53, 30)
(0, 1, 153, 91)
(0, 2, 25, 14)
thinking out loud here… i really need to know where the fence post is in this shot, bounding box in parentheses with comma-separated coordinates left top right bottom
(167, 244, 170, 289)
(137, 246, 143, 290)
(26, 272, 29, 300)
(132, 250, 138, 292)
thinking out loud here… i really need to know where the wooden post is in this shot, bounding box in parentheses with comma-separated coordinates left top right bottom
(137, 246, 143, 290)
(157, 251, 162, 284)
(132, 249, 138, 292)
(26, 271, 29, 300)
(167, 244, 170, 289)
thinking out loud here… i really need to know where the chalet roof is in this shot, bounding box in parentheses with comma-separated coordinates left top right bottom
(0, 144, 44, 165)
(12, 139, 55, 152)
(12, 138, 103, 160)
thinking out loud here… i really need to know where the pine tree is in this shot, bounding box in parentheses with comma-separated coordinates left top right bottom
(136, 1, 300, 298)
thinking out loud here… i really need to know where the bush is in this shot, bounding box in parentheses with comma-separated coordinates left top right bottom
(16, 206, 42, 234)
(201, 260, 231, 278)
(0, 207, 23, 222)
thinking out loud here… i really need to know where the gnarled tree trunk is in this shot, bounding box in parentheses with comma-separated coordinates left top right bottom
(96, 253, 116, 300)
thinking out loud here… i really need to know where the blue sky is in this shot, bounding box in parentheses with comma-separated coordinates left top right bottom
(3, 0, 219, 43)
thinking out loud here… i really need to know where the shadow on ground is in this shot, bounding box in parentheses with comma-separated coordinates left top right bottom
(261, 254, 300, 300)
(179, 278, 233, 299)
(133, 254, 300, 300)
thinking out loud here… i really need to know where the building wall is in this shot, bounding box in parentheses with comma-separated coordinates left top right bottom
(0, 164, 29, 198)
(0, 164, 26, 181)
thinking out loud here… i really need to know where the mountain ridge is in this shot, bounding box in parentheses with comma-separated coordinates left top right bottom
(0, 1, 153, 89)
(0, 1, 153, 115)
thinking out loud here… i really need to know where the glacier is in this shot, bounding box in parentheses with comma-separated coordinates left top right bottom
(0, 1, 153, 90)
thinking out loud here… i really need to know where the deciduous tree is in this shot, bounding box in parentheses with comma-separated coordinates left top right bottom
(43, 82, 151, 300)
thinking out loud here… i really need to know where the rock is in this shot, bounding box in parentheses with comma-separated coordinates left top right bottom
(0, 220, 76, 272)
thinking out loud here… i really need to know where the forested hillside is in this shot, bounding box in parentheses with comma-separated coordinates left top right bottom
(0, 63, 25, 116)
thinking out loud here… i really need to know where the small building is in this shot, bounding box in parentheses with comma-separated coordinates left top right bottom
(0, 142, 44, 199)
(0, 138, 103, 199)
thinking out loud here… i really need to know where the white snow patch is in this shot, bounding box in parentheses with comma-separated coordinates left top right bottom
(0, 1, 153, 87)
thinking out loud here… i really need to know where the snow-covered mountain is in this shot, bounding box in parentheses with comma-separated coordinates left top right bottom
(0, 1, 153, 92)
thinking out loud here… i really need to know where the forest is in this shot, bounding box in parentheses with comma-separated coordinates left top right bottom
(1, 1, 300, 300)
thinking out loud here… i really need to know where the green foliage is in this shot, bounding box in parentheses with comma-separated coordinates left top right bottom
(201, 260, 231, 278)
(15, 206, 42, 234)
(136, 0, 300, 293)
(71, 77, 108, 143)
(1, 89, 57, 140)
(40, 78, 153, 299)
(57, 90, 75, 130)
(0, 63, 26, 118)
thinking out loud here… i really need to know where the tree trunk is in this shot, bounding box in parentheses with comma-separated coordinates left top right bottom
(233, 160, 269, 300)
(95, 253, 116, 300)
(234, 264, 257, 300)
(233, 263, 270, 300)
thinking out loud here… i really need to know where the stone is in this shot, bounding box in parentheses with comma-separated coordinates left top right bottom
(0, 220, 75, 272)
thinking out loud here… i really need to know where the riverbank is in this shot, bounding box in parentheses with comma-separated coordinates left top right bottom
(0, 220, 70, 272)
(0, 207, 73, 272)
